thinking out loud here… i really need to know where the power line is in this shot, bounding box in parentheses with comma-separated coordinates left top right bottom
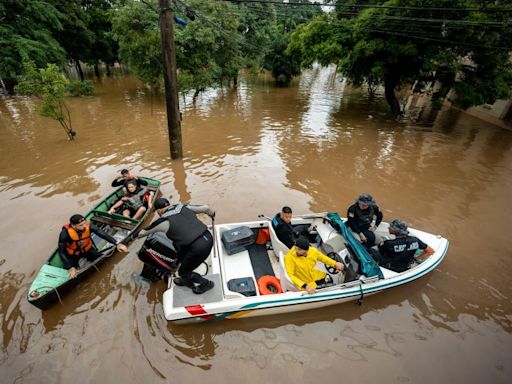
(229, 4, 509, 49)
(363, 28, 508, 50)
(231, 2, 512, 28)
(234, 2, 510, 38)
(232, 2, 510, 28)
(227, 0, 512, 13)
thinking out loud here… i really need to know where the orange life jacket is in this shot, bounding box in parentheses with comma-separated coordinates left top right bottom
(63, 222, 93, 256)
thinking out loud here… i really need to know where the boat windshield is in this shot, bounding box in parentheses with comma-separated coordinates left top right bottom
(327, 212, 384, 279)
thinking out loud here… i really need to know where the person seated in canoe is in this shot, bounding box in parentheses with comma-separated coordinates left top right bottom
(111, 168, 148, 189)
(373, 219, 434, 272)
(284, 237, 344, 294)
(138, 197, 216, 294)
(108, 180, 152, 219)
(272, 206, 310, 249)
(347, 193, 384, 247)
(59, 214, 128, 278)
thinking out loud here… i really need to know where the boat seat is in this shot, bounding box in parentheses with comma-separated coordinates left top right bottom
(268, 221, 290, 259)
(278, 251, 299, 292)
(315, 221, 346, 254)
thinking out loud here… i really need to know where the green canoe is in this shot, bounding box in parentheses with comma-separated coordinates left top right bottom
(27, 177, 161, 309)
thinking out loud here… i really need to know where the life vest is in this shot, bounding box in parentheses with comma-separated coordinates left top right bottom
(63, 222, 93, 256)
(123, 187, 149, 210)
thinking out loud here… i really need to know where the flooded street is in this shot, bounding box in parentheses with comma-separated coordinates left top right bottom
(1, 66, 511, 383)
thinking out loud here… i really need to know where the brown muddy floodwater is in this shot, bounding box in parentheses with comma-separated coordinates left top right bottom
(1, 66, 511, 383)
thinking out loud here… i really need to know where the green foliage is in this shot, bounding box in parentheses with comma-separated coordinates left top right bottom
(1, 1, 119, 91)
(0, 0, 66, 92)
(15, 62, 78, 140)
(83, 0, 119, 69)
(174, 0, 242, 91)
(110, 0, 322, 92)
(264, 33, 301, 86)
(111, 0, 162, 86)
(66, 80, 95, 96)
(49, 0, 94, 80)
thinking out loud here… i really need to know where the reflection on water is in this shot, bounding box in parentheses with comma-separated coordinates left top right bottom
(1, 67, 512, 383)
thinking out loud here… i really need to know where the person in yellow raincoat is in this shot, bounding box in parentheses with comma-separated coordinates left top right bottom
(284, 237, 344, 294)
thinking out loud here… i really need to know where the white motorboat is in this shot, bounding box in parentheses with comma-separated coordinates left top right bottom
(153, 212, 448, 323)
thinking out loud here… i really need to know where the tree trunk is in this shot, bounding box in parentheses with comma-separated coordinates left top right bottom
(106, 63, 111, 77)
(3, 78, 16, 94)
(75, 60, 85, 82)
(384, 75, 401, 116)
(94, 64, 101, 79)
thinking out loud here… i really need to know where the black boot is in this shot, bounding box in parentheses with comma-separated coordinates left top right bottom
(174, 277, 194, 287)
(192, 280, 214, 294)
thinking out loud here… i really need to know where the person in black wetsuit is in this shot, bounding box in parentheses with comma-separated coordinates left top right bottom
(346, 193, 383, 247)
(138, 198, 216, 294)
(374, 219, 434, 272)
(58, 214, 128, 278)
(111, 168, 148, 189)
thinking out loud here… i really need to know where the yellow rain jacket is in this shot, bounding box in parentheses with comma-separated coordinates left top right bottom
(284, 246, 336, 290)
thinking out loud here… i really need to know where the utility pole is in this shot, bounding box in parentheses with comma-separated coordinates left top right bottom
(159, 0, 183, 159)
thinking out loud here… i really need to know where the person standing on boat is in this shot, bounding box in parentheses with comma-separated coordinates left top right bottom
(58, 214, 128, 279)
(375, 220, 434, 272)
(111, 168, 148, 189)
(272, 206, 309, 249)
(108, 180, 153, 219)
(284, 237, 344, 294)
(347, 193, 383, 247)
(138, 197, 216, 294)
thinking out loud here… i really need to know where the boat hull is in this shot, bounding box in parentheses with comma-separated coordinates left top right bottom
(162, 215, 449, 324)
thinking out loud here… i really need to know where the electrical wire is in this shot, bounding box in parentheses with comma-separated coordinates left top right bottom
(226, 0, 512, 13)
(235, 3, 510, 28)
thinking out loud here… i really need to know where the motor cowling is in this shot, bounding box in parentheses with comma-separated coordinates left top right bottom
(137, 232, 179, 281)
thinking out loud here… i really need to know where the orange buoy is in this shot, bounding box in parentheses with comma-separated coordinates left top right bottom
(257, 275, 283, 295)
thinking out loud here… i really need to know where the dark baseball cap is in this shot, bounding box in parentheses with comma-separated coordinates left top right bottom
(154, 198, 170, 210)
(70, 214, 85, 224)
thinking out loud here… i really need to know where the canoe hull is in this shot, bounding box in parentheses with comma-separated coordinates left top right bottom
(28, 249, 114, 309)
(27, 177, 161, 309)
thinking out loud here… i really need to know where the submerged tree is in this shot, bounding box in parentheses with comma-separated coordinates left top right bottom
(289, 0, 512, 115)
(15, 63, 77, 140)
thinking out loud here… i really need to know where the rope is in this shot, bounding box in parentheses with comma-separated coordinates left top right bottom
(357, 283, 364, 306)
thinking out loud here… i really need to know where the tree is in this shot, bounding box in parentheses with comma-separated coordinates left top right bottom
(235, 1, 278, 73)
(263, 33, 302, 86)
(174, 0, 242, 95)
(111, 0, 166, 87)
(83, 0, 119, 78)
(289, 0, 512, 115)
(49, 0, 94, 81)
(0, 0, 66, 93)
(261, 0, 322, 86)
(15, 63, 77, 140)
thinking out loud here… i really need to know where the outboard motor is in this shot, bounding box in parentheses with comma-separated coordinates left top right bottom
(137, 232, 179, 281)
